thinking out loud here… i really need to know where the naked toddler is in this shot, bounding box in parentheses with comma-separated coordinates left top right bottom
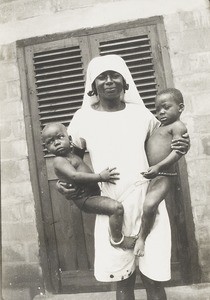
(134, 88, 187, 257)
(42, 123, 137, 249)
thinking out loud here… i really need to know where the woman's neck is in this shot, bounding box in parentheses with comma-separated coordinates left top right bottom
(93, 99, 125, 112)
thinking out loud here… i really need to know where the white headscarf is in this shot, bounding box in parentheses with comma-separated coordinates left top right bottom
(82, 54, 146, 109)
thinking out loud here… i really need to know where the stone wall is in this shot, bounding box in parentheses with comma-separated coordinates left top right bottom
(0, 42, 44, 299)
(164, 9, 210, 281)
(1, 0, 210, 299)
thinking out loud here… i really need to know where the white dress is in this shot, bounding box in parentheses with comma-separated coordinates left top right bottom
(68, 103, 171, 282)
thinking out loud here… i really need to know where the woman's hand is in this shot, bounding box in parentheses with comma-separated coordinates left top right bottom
(171, 132, 190, 155)
(56, 180, 85, 200)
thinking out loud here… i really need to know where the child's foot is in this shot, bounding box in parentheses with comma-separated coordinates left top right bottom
(110, 234, 137, 250)
(134, 237, 145, 256)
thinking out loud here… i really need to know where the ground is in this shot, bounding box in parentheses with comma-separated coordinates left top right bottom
(34, 283, 210, 300)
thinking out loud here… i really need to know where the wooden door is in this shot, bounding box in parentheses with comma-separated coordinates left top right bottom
(23, 36, 102, 292)
(20, 20, 195, 294)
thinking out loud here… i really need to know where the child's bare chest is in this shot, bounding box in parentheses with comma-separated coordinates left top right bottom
(146, 125, 173, 165)
(151, 126, 172, 142)
(67, 156, 92, 173)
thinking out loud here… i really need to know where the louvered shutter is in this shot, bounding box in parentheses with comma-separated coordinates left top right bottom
(24, 38, 89, 154)
(34, 46, 85, 128)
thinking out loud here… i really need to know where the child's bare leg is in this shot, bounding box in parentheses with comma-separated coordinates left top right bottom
(83, 196, 136, 249)
(134, 176, 171, 257)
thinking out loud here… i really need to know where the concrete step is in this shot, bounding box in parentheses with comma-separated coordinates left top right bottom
(34, 283, 210, 300)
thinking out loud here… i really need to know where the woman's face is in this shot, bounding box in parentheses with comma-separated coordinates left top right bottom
(94, 71, 124, 101)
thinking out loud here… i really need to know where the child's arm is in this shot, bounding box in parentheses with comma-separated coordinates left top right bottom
(54, 156, 119, 185)
(143, 121, 187, 179)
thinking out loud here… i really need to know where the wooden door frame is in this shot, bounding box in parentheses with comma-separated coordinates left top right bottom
(17, 46, 61, 293)
(17, 16, 200, 293)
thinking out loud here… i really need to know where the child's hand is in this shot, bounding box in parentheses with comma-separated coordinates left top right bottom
(141, 165, 160, 179)
(99, 167, 120, 184)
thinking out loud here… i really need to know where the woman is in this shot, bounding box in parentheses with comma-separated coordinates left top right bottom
(58, 54, 189, 300)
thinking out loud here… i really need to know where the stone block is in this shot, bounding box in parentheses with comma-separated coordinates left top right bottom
(181, 94, 194, 114)
(53, 0, 81, 12)
(164, 13, 180, 34)
(193, 115, 210, 134)
(194, 205, 210, 225)
(2, 222, 39, 243)
(1, 203, 22, 223)
(179, 9, 210, 31)
(187, 160, 210, 181)
(206, 181, 210, 195)
(0, 62, 19, 82)
(1, 99, 24, 122)
(0, 81, 7, 101)
(173, 73, 210, 96)
(7, 80, 21, 99)
(1, 200, 36, 224)
(0, 0, 17, 3)
(188, 52, 210, 74)
(190, 92, 210, 115)
(165, 32, 183, 56)
(52, 0, 113, 12)
(2, 287, 31, 300)
(187, 134, 210, 159)
(196, 225, 210, 246)
(0, 120, 12, 139)
(201, 271, 210, 282)
(11, 119, 27, 140)
(0, 2, 14, 24)
(170, 51, 210, 76)
(201, 136, 210, 156)
(168, 29, 210, 63)
(2, 242, 26, 262)
(170, 53, 191, 76)
(1, 181, 34, 204)
(1, 159, 31, 183)
(2, 263, 42, 287)
(1, 139, 28, 160)
(27, 242, 40, 263)
(180, 28, 210, 52)
(14, 0, 53, 21)
(0, 121, 25, 143)
(187, 176, 207, 205)
(21, 202, 36, 223)
(185, 138, 201, 160)
(0, 43, 16, 61)
(199, 245, 210, 268)
(180, 114, 194, 134)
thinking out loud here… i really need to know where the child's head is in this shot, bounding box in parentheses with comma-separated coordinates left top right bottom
(155, 88, 184, 125)
(42, 123, 71, 156)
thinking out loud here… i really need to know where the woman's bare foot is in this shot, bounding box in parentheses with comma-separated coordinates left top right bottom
(110, 234, 137, 250)
(134, 237, 145, 256)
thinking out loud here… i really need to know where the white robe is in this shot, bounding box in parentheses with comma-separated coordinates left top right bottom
(68, 103, 171, 282)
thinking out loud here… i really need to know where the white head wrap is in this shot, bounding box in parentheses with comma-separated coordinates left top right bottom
(82, 54, 146, 109)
